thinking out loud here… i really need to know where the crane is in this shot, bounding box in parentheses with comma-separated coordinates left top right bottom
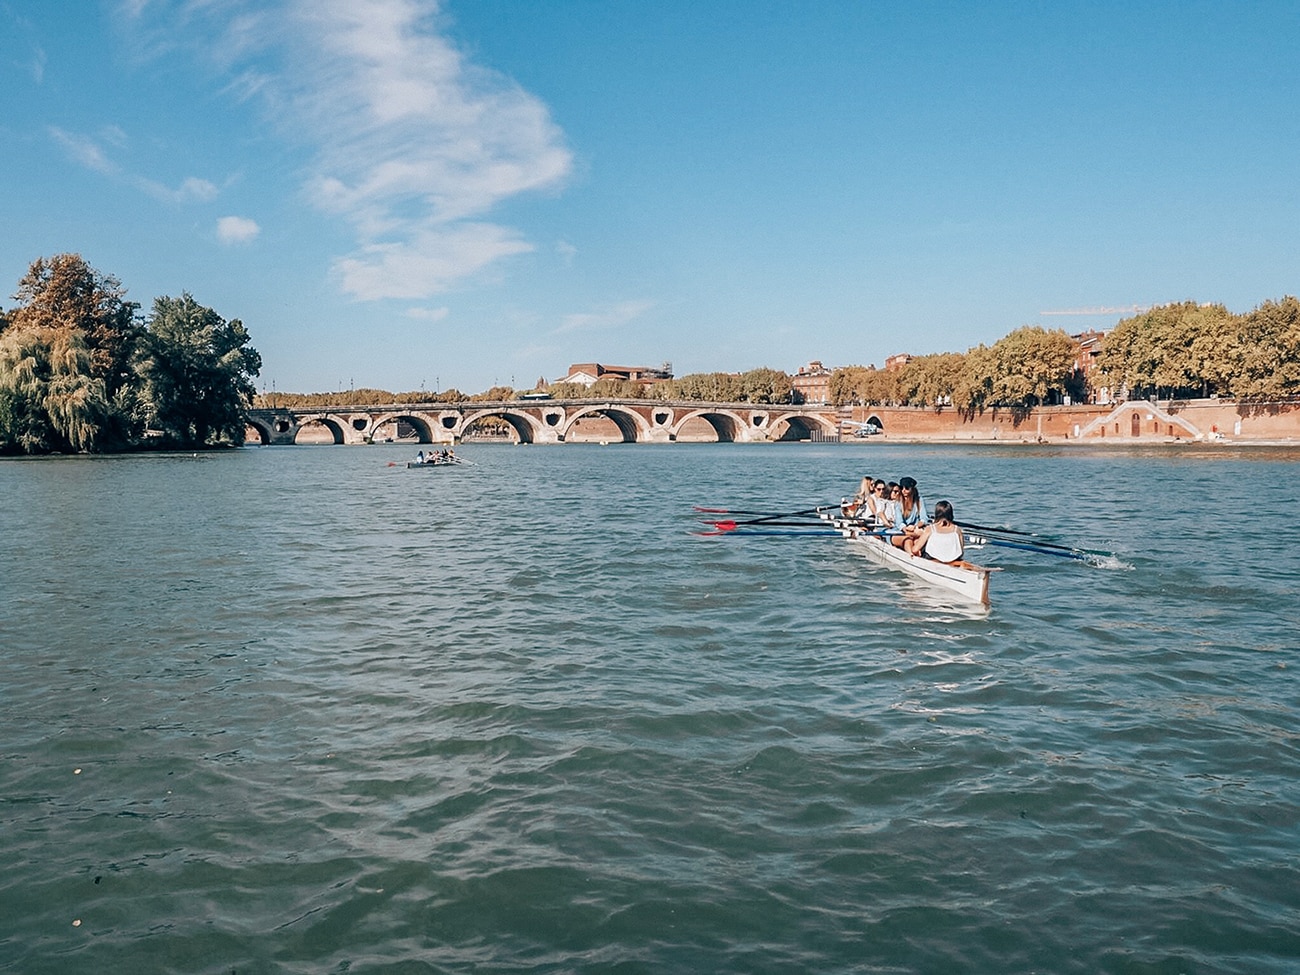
(1039, 305, 1151, 316)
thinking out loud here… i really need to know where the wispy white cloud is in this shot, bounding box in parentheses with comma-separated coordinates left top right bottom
(3, 4, 47, 82)
(119, 0, 572, 301)
(216, 215, 261, 244)
(335, 222, 532, 300)
(48, 124, 218, 203)
(48, 126, 118, 175)
(288, 0, 572, 300)
(405, 306, 449, 321)
(556, 300, 655, 334)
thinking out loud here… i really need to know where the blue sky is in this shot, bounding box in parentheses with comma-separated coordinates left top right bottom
(3, 1, 1298, 394)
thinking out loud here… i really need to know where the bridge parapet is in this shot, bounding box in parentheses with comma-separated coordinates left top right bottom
(246, 399, 841, 445)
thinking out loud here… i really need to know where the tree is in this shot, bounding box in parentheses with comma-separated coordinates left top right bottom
(900, 352, 966, 408)
(469, 385, 516, 401)
(8, 254, 141, 397)
(1231, 297, 1300, 399)
(0, 327, 110, 453)
(738, 367, 794, 404)
(135, 294, 261, 447)
(982, 327, 1076, 408)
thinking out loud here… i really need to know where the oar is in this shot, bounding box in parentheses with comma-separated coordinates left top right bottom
(955, 520, 1041, 539)
(703, 519, 828, 531)
(969, 536, 1095, 562)
(692, 527, 842, 537)
(693, 504, 831, 522)
(967, 528, 1109, 558)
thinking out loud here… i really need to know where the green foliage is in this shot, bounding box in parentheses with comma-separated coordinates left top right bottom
(1095, 299, 1299, 401)
(545, 382, 590, 399)
(586, 378, 648, 399)
(985, 326, 1077, 408)
(134, 294, 262, 447)
(736, 367, 794, 404)
(255, 388, 467, 407)
(0, 327, 110, 453)
(469, 385, 516, 402)
(1231, 297, 1300, 399)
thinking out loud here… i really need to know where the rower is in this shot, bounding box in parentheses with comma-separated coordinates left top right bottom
(889, 476, 929, 549)
(906, 500, 964, 562)
(841, 475, 875, 519)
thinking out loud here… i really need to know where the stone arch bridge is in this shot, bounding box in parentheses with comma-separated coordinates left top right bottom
(246, 399, 846, 446)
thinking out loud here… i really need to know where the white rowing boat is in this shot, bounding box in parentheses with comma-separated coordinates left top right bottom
(406, 458, 465, 469)
(823, 513, 994, 605)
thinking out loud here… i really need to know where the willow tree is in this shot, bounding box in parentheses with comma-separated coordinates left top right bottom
(0, 327, 110, 453)
(134, 294, 261, 447)
(7, 254, 140, 398)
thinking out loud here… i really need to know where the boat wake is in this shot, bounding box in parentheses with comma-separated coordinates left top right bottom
(1086, 554, 1133, 571)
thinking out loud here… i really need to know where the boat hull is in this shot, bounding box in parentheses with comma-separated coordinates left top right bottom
(406, 461, 462, 469)
(846, 529, 992, 605)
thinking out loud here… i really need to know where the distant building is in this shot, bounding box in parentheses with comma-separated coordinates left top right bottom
(554, 361, 674, 387)
(885, 353, 913, 372)
(1071, 330, 1109, 404)
(791, 360, 833, 404)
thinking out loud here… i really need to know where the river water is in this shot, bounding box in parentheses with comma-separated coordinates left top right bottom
(2, 443, 1298, 974)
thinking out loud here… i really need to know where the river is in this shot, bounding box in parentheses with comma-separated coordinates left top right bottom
(2, 443, 1298, 974)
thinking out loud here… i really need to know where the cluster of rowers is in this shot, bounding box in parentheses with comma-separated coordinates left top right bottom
(840, 475, 967, 564)
(414, 447, 457, 464)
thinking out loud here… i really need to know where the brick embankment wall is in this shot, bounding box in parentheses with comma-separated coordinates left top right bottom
(848, 398, 1300, 443)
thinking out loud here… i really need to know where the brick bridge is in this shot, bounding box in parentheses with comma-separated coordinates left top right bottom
(246, 399, 850, 445)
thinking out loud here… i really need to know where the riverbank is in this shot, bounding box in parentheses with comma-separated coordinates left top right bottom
(846, 396, 1300, 445)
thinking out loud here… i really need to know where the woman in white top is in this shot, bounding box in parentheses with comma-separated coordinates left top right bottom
(876, 481, 900, 531)
(906, 500, 964, 562)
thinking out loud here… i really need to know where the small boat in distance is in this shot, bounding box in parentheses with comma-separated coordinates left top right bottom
(407, 449, 467, 469)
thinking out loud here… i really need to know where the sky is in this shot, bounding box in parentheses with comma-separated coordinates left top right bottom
(2, 0, 1298, 395)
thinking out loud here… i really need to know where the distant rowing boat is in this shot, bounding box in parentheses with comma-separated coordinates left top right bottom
(823, 513, 995, 605)
(406, 458, 466, 469)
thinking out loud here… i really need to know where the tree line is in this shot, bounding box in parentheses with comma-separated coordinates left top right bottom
(833, 299, 1300, 411)
(0, 254, 261, 454)
(255, 295, 1300, 419)
(255, 367, 799, 409)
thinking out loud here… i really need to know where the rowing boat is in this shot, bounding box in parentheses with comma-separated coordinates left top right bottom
(823, 513, 994, 605)
(406, 459, 465, 469)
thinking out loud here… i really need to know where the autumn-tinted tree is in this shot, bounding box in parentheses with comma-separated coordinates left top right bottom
(469, 385, 516, 401)
(7, 254, 141, 397)
(135, 294, 261, 447)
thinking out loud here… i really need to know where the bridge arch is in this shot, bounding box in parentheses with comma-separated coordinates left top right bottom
(461, 407, 546, 444)
(769, 410, 838, 441)
(294, 413, 346, 444)
(671, 408, 749, 442)
(245, 416, 273, 445)
(369, 411, 437, 443)
(561, 405, 651, 443)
